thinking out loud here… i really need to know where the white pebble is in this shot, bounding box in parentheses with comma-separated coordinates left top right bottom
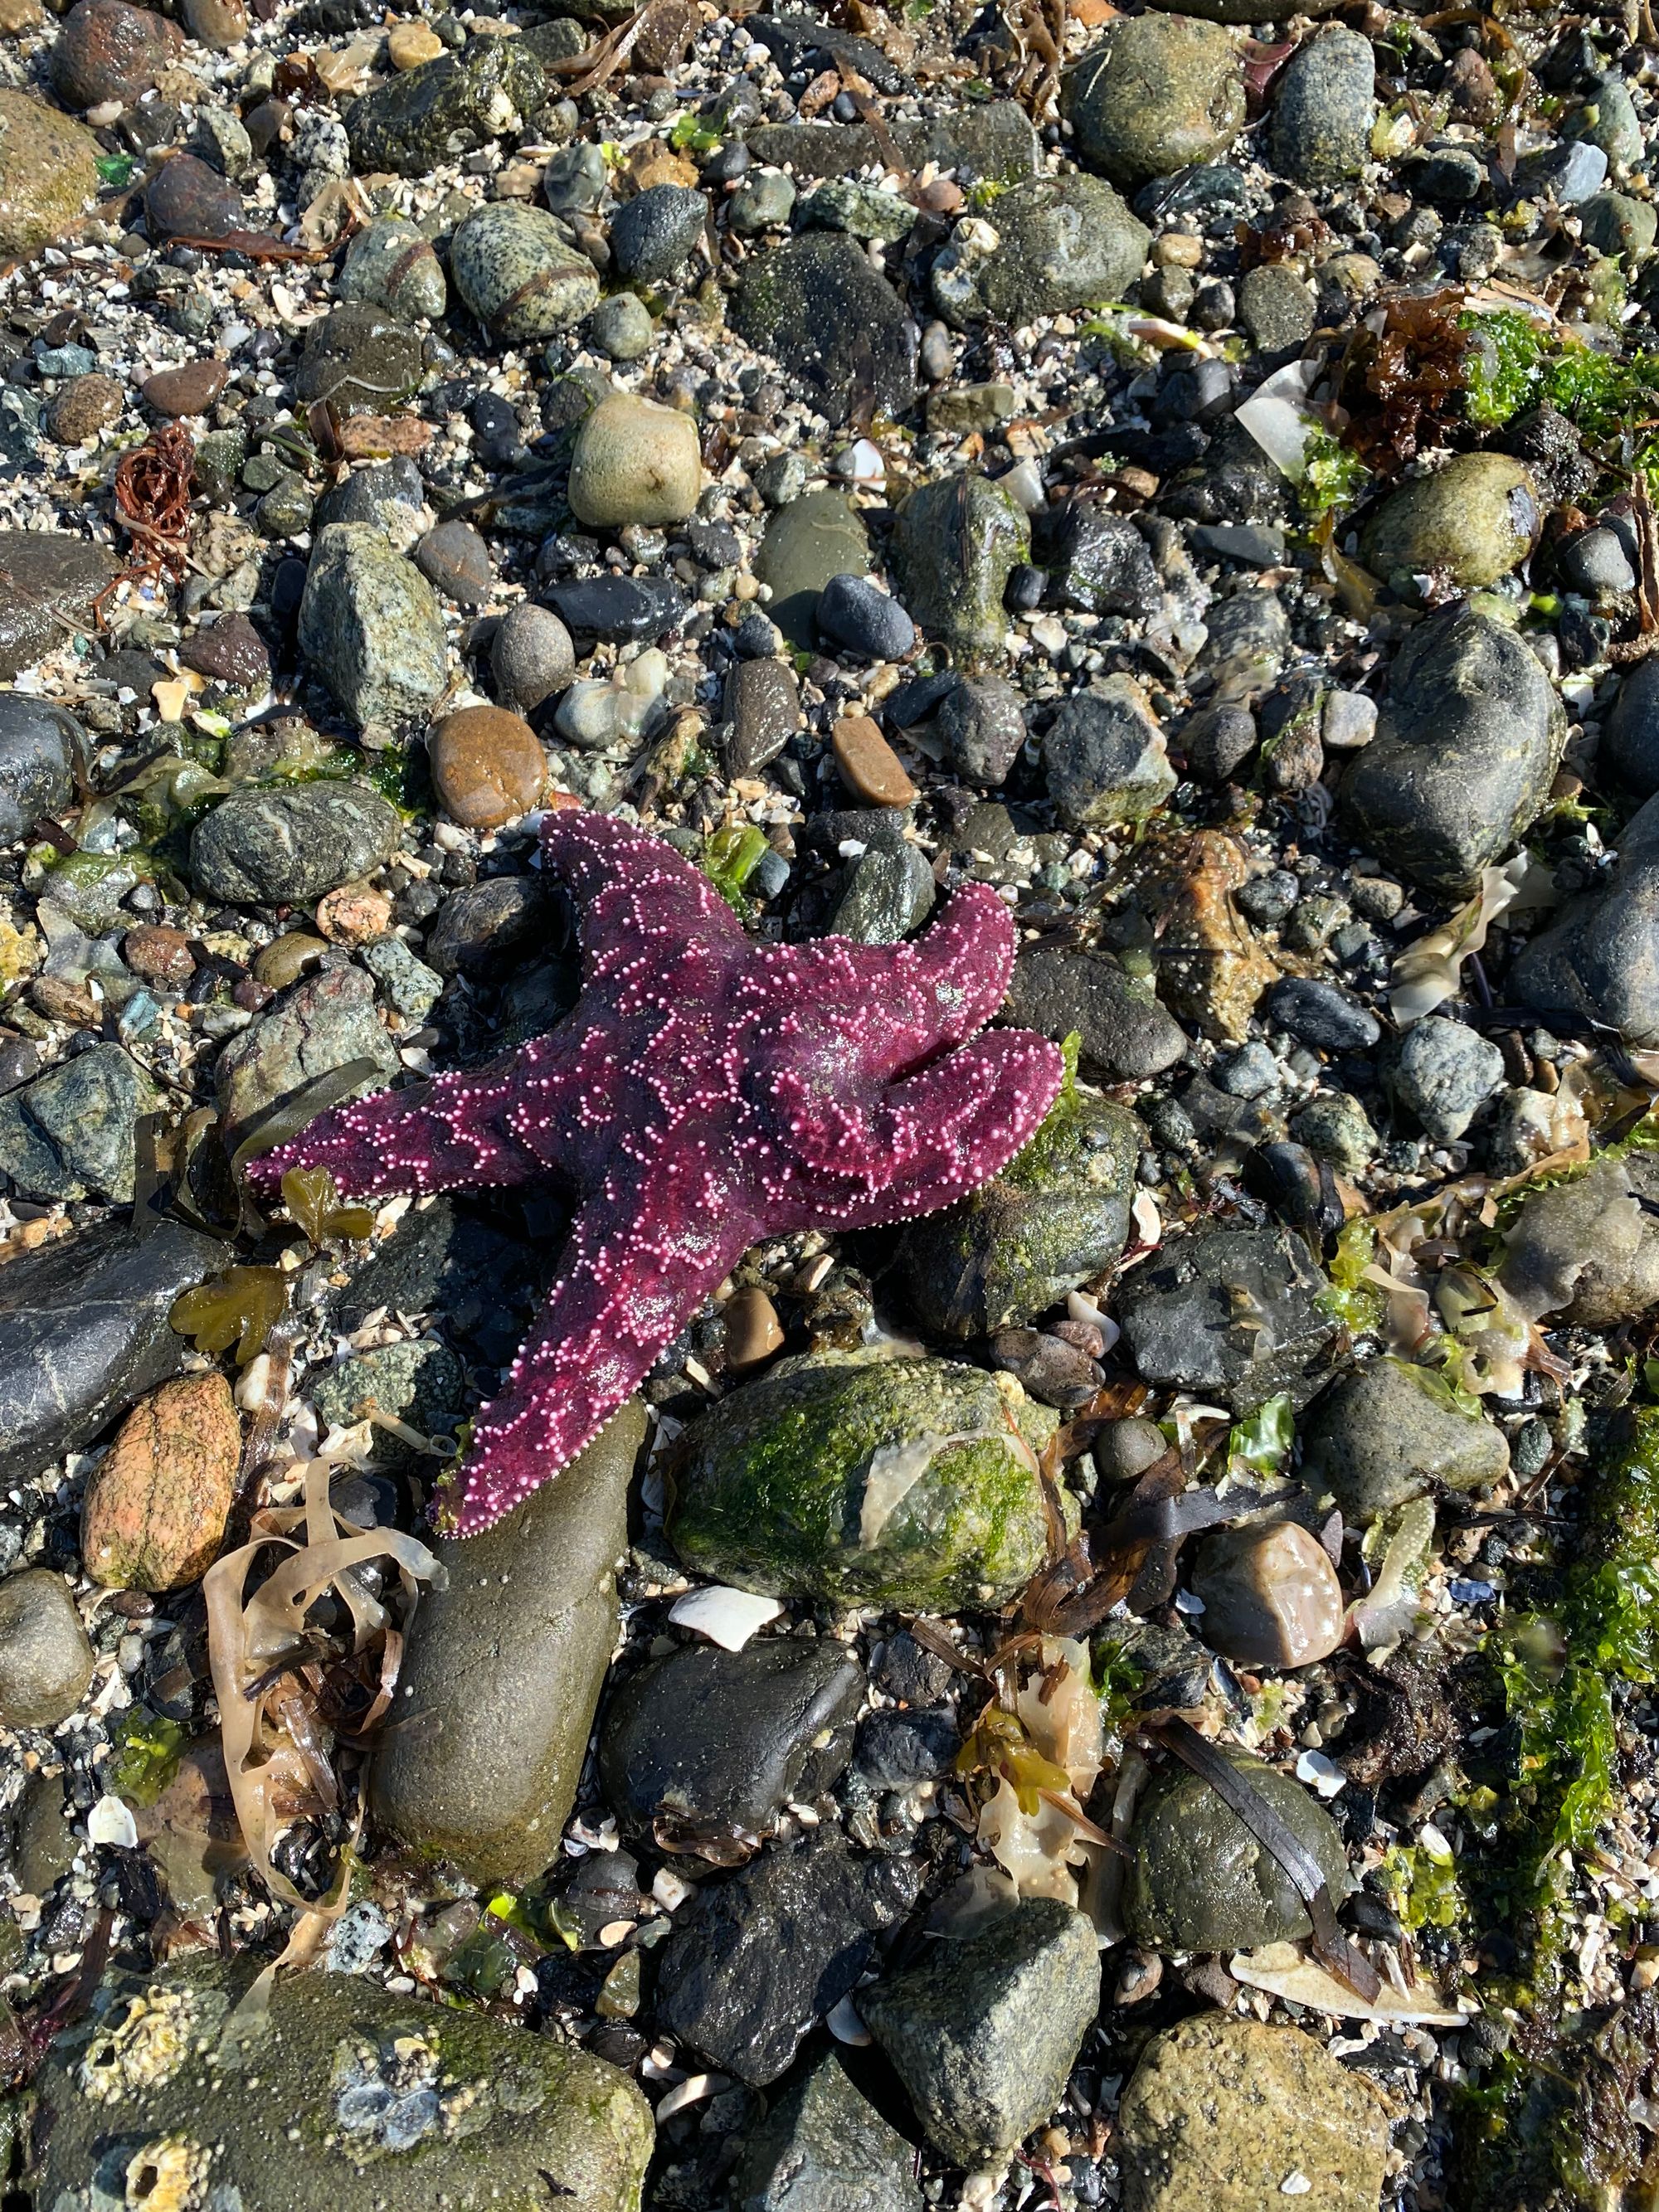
(86, 1795, 139, 1850)
(668, 1585, 782, 1650)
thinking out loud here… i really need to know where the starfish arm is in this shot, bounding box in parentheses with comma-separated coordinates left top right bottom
(808, 1028, 1067, 1230)
(245, 1035, 581, 1200)
(452, 1172, 759, 1535)
(541, 809, 746, 996)
(888, 878, 1020, 1045)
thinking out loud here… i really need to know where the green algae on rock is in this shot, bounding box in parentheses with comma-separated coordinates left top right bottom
(666, 1350, 1056, 1610)
(0, 91, 104, 257)
(889, 473, 1030, 664)
(34, 1956, 653, 2212)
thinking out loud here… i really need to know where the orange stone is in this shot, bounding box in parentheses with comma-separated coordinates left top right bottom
(81, 1373, 240, 1592)
(723, 1286, 784, 1369)
(316, 882, 394, 945)
(429, 704, 547, 829)
(831, 715, 917, 809)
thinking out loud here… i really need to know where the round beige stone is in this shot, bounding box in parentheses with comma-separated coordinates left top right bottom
(566, 392, 703, 529)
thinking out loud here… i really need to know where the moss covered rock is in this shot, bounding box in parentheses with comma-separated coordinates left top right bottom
(34, 1957, 653, 2212)
(890, 473, 1030, 664)
(899, 1085, 1143, 1338)
(666, 1351, 1055, 1610)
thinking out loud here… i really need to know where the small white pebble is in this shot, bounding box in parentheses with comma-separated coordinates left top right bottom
(668, 1586, 782, 1651)
(653, 1867, 695, 1912)
(656, 2072, 726, 2122)
(1281, 2174, 1312, 2197)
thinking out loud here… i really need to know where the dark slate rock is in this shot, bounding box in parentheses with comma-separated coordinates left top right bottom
(852, 1707, 958, 1791)
(1263, 975, 1380, 1052)
(735, 2050, 922, 2212)
(1125, 1740, 1350, 1949)
(1117, 1222, 1337, 1410)
(1509, 790, 1659, 1047)
(543, 575, 688, 642)
(190, 781, 402, 904)
(859, 1901, 1100, 2169)
(1007, 943, 1187, 1082)
(0, 532, 119, 681)
(332, 1194, 549, 1362)
(346, 39, 547, 175)
(830, 844, 936, 945)
(0, 1043, 155, 1205)
(935, 678, 1025, 787)
(0, 693, 80, 843)
(214, 964, 401, 1151)
(294, 303, 423, 417)
(600, 1637, 864, 1850)
(608, 183, 708, 284)
(722, 656, 802, 775)
(1045, 508, 1161, 618)
(816, 573, 917, 662)
(313, 455, 426, 542)
(654, 1831, 919, 2085)
(1604, 654, 1659, 798)
(732, 233, 917, 430)
(1271, 24, 1375, 183)
(745, 12, 906, 94)
(1340, 601, 1565, 894)
(0, 1216, 230, 1483)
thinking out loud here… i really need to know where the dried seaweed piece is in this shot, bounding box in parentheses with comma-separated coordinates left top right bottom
(1333, 288, 1473, 476)
(95, 424, 197, 620)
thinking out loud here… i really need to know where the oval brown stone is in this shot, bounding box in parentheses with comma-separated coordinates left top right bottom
(146, 153, 242, 244)
(429, 704, 547, 829)
(122, 922, 194, 989)
(831, 714, 917, 809)
(81, 1373, 241, 1592)
(143, 358, 228, 418)
(46, 372, 123, 446)
(51, 0, 183, 109)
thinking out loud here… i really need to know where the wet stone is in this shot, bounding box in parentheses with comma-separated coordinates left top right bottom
(1126, 1739, 1350, 1949)
(654, 1829, 919, 2086)
(1510, 790, 1659, 1045)
(429, 704, 547, 829)
(1237, 263, 1316, 352)
(755, 488, 871, 649)
(178, 610, 270, 693)
(492, 601, 576, 713)
(372, 1403, 647, 1885)
(0, 1570, 93, 1728)
(346, 38, 547, 174)
(1117, 1223, 1336, 1411)
(900, 1091, 1142, 1338)
(1063, 13, 1246, 188)
(0, 693, 80, 843)
(338, 215, 447, 321)
(0, 1043, 156, 1205)
(294, 302, 422, 416)
(860, 1900, 1101, 2169)
(451, 202, 601, 342)
(214, 962, 401, 1150)
(298, 524, 449, 734)
(599, 1636, 864, 1850)
(1361, 453, 1540, 594)
(1044, 679, 1177, 829)
(1008, 944, 1187, 1082)
(1302, 1356, 1511, 1520)
(1389, 1017, 1506, 1141)
(190, 780, 401, 903)
(0, 531, 119, 681)
(145, 153, 241, 242)
(51, 0, 182, 109)
(1190, 1519, 1345, 1669)
(1340, 600, 1565, 894)
(609, 182, 707, 282)
(0, 92, 103, 255)
(34, 1957, 654, 2212)
(831, 843, 936, 944)
(80, 1372, 239, 1592)
(832, 715, 917, 809)
(0, 1216, 229, 1485)
(722, 654, 800, 775)
(567, 392, 703, 529)
(936, 675, 1026, 787)
(817, 573, 916, 664)
(1117, 2015, 1390, 2212)
(667, 1351, 1055, 1612)
(734, 2050, 922, 2212)
(934, 173, 1150, 331)
(732, 232, 917, 430)
(890, 472, 1029, 663)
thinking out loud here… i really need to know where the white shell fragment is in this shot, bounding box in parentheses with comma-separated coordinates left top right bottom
(667, 1585, 783, 1650)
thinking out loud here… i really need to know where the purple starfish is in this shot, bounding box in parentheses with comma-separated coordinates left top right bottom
(248, 811, 1063, 1535)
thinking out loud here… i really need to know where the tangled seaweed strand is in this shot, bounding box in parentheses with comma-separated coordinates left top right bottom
(95, 423, 196, 620)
